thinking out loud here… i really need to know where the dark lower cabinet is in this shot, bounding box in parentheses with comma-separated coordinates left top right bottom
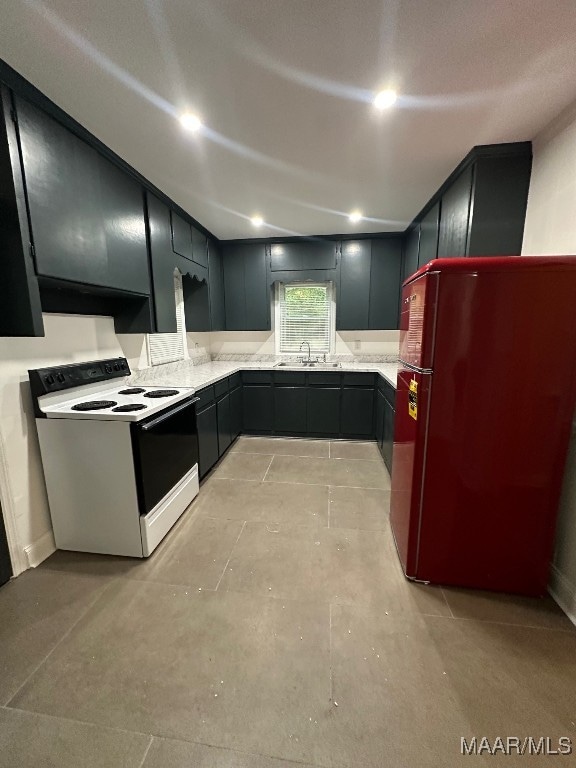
(341, 388, 375, 437)
(243, 385, 273, 433)
(307, 387, 340, 436)
(0, 502, 12, 587)
(197, 402, 218, 479)
(217, 394, 231, 455)
(274, 387, 307, 434)
(375, 389, 385, 449)
(229, 386, 242, 441)
(382, 397, 395, 472)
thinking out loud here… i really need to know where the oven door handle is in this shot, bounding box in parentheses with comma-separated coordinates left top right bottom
(140, 397, 200, 431)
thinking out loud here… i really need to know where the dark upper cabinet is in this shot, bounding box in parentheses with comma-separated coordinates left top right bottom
(16, 96, 149, 294)
(418, 202, 440, 267)
(369, 238, 402, 330)
(222, 242, 270, 330)
(208, 238, 225, 331)
(338, 240, 371, 330)
(171, 211, 193, 260)
(403, 225, 420, 281)
(437, 165, 473, 258)
(270, 240, 337, 271)
(183, 271, 210, 332)
(147, 193, 178, 333)
(191, 226, 208, 268)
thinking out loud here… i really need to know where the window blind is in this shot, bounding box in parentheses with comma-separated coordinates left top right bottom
(278, 283, 332, 354)
(148, 271, 188, 365)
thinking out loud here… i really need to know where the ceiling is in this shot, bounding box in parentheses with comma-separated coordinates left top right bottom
(2, 1, 576, 240)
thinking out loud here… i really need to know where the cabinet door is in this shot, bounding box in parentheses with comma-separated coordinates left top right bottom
(369, 238, 402, 330)
(242, 385, 273, 433)
(274, 387, 307, 434)
(270, 240, 337, 271)
(171, 211, 193, 260)
(244, 245, 270, 330)
(99, 156, 149, 294)
(197, 403, 219, 478)
(403, 225, 420, 281)
(376, 389, 385, 450)
(341, 388, 375, 437)
(222, 243, 246, 329)
(382, 398, 395, 473)
(229, 386, 242, 441)
(418, 202, 440, 267)
(146, 194, 177, 333)
(437, 165, 473, 258)
(183, 272, 210, 332)
(16, 96, 108, 285)
(208, 239, 226, 331)
(217, 394, 232, 456)
(307, 387, 340, 436)
(192, 226, 208, 268)
(337, 240, 371, 330)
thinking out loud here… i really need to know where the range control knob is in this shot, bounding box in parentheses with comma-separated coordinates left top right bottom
(113, 363, 120, 371)
(56, 373, 66, 384)
(105, 364, 113, 374)
(44, 374, 55, 386)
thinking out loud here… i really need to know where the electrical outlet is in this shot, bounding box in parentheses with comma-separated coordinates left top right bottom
(354, 339, 361, 351)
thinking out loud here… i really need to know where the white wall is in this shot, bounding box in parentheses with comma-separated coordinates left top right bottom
(522, 97, 576, 622)
(209, 330, 400, 358)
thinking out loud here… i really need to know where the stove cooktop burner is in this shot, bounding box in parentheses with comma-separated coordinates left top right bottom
(72, 400, 117, 411)
(112, 404, 147, 412)
(144, 389, 180, 398)
(118, 388, 145, 395)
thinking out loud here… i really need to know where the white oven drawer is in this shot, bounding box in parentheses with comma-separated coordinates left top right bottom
(140, 464, 199, 556)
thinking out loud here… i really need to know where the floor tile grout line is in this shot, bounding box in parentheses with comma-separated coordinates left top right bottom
(261, 454, 275, 482)
(137, 735, 154, 768)
(215, 520, 247, 591)
(440, 587, 455, 619)
(261, 479, 390, 491)
(3, 577, 120, 709)
(327, 485, 331, 529)
(426, 613, 576, 633)
(329, 601, 333, 703)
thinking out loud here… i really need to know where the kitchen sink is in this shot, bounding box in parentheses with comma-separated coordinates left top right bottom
(274, 361, 341, 368)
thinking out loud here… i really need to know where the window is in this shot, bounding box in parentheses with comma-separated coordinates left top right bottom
(276, 282, 334, 355)
(147, 270, 189, 365)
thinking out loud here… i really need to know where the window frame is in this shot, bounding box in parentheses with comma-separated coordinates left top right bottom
(274, 280, 336, 357)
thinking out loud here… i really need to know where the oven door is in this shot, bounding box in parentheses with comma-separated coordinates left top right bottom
(131, 397, 200, 515)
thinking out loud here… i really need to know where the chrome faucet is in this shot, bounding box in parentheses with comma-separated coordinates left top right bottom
(299, 341, 312, 363)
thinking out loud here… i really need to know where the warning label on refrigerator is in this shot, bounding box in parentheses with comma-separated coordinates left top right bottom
(408, 378, 418, 420)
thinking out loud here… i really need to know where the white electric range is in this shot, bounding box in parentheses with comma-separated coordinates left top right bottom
(29, 357, 200, 557)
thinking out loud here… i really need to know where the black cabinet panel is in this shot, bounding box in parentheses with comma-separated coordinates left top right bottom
(382, 397, 395, 472)
(403, 225, 420, 281)
(183, 271, 210, 331)
(270, 240, 337, 271)
(375, 389, 385, 450)
(208, 239, 225, 331)
(217, 394, 232, 455)
(197, 402, 219, 478)
(341, 388, 375, 437)
(147, 194, 177, 333)
(274, 387, 307, 433)
(223, 243, 245, 329)
(196, 385, 214, 409)
(191, 226, 208, 268)
(171, 211, 192, 260)
(242, 385, 273, 433)
(214, 378, 229, 398)
(244, 246, 270, 330)
(342, 373, 374, 387)
(437, 165, 473, 258)
(307, 387, 340, 436)
(17, 97, 108, 286)
(338, 240, 371, 330)
(369, 239, 402, 330)
(229, 386, 242, 441)
(418, 202, 440, 267)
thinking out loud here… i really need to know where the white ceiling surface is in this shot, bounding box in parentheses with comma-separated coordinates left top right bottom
(2, 1, 576, 239)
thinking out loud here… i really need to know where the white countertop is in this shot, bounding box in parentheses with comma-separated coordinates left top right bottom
(131, 360, 398, 392)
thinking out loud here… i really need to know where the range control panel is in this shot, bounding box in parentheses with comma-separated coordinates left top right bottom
(29, 358, 130, 397)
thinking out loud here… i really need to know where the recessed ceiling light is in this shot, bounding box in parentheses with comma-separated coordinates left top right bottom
(179, 112, 203, 132)
(349, 210, 363, 223)
(373, 89, 397, 110)
(251, 215, 264, 227)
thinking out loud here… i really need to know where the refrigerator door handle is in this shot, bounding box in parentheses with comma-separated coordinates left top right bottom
(399, 360, 433, 375)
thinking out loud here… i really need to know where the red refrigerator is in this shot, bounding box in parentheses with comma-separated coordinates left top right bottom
(390, 256, 576, 596)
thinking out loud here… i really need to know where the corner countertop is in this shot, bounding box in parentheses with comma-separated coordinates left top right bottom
(130, 359, 398, 393)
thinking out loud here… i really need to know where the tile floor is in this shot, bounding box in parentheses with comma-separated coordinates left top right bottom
(1, 436, 575, 767)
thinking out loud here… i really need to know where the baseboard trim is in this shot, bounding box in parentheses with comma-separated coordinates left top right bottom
(24, 530, 56, 568)
(549, 564, 576, 627)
